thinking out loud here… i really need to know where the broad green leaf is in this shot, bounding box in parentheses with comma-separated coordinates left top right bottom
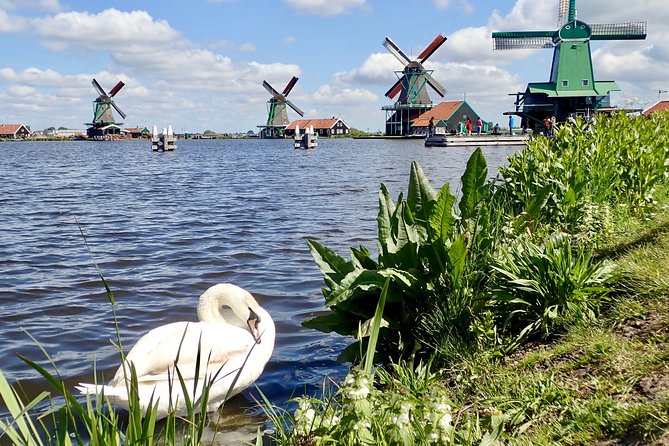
(327, 269, 386, 307)
(429, 182, 456, 244)
(407, 161, 437, 228)
(302, 311, 360, 336)
(307, 239, 354, 285)
(459, 148, 489, 219)
(448, 235, 467, 288)
(378, 184, 397, 255)
(526, 185, 552, 220)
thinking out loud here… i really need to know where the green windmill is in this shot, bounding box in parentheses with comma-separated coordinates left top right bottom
(258, 77, 304, 139)
(492, 0, 646, 132)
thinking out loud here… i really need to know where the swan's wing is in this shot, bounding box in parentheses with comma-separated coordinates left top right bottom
(110, 322, 254, 386)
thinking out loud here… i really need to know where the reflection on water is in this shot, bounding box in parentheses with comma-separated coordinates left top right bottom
(0, 138, 520, 437)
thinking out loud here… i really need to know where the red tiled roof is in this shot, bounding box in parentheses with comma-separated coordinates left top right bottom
(0, 124, 29, 135)
(643, 101, 669, 116)
(286, 118, 340, 130)
(411, 101, 465, 127)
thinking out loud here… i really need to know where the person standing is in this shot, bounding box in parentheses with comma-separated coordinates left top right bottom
(476, 117, 483, 135)
(465, 118, 473, 136)
(428, 116, 434, 137)
(508, 115, 515, 135)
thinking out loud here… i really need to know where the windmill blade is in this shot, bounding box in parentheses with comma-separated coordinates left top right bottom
(111, 101, 127, 120)
(262, 80, 281, 97)
(92, 78, 107, 97)
(383, 37, 412, 65)
(286, 100, 304, 117)
(557, 0, 574, 26)
(282, 76, 299, 96)
(385, 77, 404, 99)
(426, 77, 446, 98)
(418, 34, 447, 63)
(492, 31, 555, 50)
(590, 22, 647, 40)
(108, 81, 125, 97)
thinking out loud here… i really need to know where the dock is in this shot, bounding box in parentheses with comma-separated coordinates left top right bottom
(425, 133, 529, 147)
(151, 125, 177, 151)
(293, 124, 317, 149)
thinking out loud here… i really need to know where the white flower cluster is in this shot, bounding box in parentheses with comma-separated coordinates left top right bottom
(292, 397, 341, 438)
(425, 394, 454, 444)
(342, 371, 371, 401)
(293, 398, 316, 437)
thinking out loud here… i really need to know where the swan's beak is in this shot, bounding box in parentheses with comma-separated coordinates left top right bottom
(247, 309, 261, 344)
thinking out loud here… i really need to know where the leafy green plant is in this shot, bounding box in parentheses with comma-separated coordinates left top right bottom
(305, 149, 500, 363)
(497, 113, 669, 242)
(490, 234, 614, 347)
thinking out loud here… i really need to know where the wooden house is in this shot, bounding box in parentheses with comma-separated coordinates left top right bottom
(643, 101, 669, 116)
(0, 124, 31, 139)
(411, 101, 484, 135)
(124, 127, 151, 138)
(285, 118, 349, 137)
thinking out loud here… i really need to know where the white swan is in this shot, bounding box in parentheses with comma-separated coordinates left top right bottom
(76, 283, 275, 418)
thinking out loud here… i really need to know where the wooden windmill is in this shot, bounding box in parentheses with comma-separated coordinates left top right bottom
(492, 0, 646, 131)
(85, 79, 127, 139)
(258, 76, 304, 139)
(381, 34, 447, 136)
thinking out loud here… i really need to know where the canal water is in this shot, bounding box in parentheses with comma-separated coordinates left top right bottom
(0, 137, 520, 441)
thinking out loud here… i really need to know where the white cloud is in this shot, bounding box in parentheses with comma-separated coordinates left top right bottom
(239, 42, 256, 53)
(312, 84, 377, 106)
(333, 53, 399, 86)
(284, 0, 368, 17)
(0, 9, 27, 32)
(282, 36, 297, 45)
(30, 9, 180, 51)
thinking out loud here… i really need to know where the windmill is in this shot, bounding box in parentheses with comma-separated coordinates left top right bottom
(85, 79, 127, 139)
(492, 0, 646, 132)
(258, 76, 304, 139)
(381, 34, 447, 136)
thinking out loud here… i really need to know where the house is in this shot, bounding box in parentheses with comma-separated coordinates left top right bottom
(642, 101, 669, 116)
(124, 127, 151, 138)
(285, 118, 350, 137)
(0, 124, 31, 139)
(411, 101, 486, 135)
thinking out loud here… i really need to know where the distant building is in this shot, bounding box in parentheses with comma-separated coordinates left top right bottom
(54, 129, 87, 138)
(285, 118, 350, 137)
(124, 127, 150, 138)
(643, 101, 669, 116)
(0, 124, 31, 139)
(411, 101, 484, 135)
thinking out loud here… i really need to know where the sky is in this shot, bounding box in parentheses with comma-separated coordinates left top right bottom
(0, 0, 667, 133)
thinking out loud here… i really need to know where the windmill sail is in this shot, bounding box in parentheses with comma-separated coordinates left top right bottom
(590, 22, 647, 40)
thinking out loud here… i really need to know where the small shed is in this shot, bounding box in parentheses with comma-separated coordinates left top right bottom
(285, 118, 350, 137)
(643, 101, 669, 116)
(411, 101, 485, 135)
(0, 124, 31, 139)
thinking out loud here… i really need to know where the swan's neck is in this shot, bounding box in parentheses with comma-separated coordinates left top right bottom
(196, 295, 226, 323)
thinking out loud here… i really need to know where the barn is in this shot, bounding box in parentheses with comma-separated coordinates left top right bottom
(285, 118, 350, 137)
(411, 101, 485, 135)
(643, 101, 669, 116)
(0, 124, 31, 139)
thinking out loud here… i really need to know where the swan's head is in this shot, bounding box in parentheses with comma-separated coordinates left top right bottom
(197, 283, 268, 344)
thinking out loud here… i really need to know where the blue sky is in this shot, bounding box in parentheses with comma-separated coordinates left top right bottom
(0, 0, 666, 133)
